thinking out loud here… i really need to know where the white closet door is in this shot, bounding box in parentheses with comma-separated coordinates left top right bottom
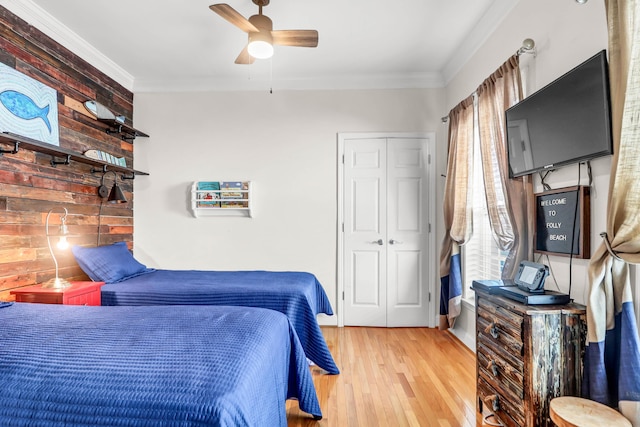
(386, 138, 429, 327)
(343, 137, 430, 327)
(343, 139, 387, 326)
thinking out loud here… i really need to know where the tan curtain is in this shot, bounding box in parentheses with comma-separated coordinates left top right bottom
(439, 95, 474, 330)
(444, 96, 475, 244)
(583, 0, 640, 424)
(476, 56, 534, 278)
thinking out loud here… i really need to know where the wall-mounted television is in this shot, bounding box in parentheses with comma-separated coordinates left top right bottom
(506, 50, 613, 178)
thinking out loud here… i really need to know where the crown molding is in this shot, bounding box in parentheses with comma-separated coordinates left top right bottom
(441, 0, 521, 85)
(1, 0, 134, 91)
(133, 71, 445, 93)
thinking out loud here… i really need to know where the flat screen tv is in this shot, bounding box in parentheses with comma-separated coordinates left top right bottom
(506, 50, 613, 178)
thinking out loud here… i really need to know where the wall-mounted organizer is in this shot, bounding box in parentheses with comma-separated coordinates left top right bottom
(191, 181, 252, 218)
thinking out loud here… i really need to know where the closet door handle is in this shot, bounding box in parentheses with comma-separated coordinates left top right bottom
(371, 239, 384, 245)
(389, 239, 403, 245)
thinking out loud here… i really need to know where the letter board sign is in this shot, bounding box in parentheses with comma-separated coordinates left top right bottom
(534, 186, 590, 258)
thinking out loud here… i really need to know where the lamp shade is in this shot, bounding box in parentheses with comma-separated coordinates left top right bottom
(99, 170, 127, 204)
(248, 31, 273, 59)
(108, 183, 127, 203)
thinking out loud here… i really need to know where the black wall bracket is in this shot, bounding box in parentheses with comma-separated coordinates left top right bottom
(91, 165, 135, 180)
(90, 165, 109, 174)
(0, 141, 19, 156)
(50, 154, 71, 167)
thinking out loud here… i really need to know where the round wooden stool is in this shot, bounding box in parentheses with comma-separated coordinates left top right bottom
(550, 396, 631, 427)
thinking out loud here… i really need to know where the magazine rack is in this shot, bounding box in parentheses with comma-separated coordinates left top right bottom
(190, 181, 252, 218)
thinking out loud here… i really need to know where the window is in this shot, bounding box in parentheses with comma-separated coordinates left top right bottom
(462, 101, 506, 299)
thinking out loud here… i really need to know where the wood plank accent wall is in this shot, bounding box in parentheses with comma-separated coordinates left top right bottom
(0, 6, 139, 300)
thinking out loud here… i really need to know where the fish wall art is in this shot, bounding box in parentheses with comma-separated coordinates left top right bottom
(0, 62, 59, 146)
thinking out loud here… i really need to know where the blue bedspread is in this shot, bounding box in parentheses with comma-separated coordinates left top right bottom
(101, 270, 339, 374)
(0, 303, 321, 426)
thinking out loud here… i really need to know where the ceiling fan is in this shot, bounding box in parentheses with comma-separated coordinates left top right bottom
(209, 0, 319, 64)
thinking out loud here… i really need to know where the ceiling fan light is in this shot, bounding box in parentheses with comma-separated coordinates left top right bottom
(248, 32, 274, 59)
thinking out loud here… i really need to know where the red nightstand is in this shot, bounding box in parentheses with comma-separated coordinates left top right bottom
(10, 281, 104, 306)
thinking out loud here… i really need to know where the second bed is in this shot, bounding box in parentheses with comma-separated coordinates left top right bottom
(73, 242, 340, 375)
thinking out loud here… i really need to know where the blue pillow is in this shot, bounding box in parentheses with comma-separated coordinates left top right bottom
(72, 242, 154, 284)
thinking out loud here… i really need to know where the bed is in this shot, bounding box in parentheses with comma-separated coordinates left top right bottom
(0, 302, 322, 426)
(72, 242, 340, 375)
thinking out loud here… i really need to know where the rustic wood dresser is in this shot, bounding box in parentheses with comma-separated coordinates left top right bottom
(474, 287, 586, 426)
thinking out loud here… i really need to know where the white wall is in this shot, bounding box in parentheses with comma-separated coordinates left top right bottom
(444, 0, 610, 347)
(133, 88, 445, 325)
(132, 0, 623, 337)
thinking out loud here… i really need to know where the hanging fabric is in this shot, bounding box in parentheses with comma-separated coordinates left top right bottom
(476, 55, 534, 279)
(583, 1, 640, 424)
(439, 95, 474, 330)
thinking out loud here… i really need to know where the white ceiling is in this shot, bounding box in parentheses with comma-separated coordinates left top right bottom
(3, 0, 520, 92)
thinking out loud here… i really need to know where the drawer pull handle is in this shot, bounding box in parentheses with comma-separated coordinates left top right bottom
(490, 324, 499, 339)
(484, 321, 500, 339)
(487, 360, 499, 377)
(485, 394, 501, 412)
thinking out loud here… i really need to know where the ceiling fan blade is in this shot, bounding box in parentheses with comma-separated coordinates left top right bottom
(209, 4, 259, 33)
(272, 30, 319, 47)
(234, 46, 255, 64)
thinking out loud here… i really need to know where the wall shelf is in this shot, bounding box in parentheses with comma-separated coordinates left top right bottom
(98, 118, 149, 141)
(81, 99, 149, 142)
(0, 132, 149, 177)
(191, 181, 252, 217)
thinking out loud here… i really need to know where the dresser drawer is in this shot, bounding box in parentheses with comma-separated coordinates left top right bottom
(477, 296, 524, 338)
(477, 341, 524, 397)
(478, 376, 524, 427)
(477, 315, 524, 363)
(64, 288, 101, 305)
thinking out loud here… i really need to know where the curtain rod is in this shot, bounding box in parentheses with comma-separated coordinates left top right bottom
(517, 38, 536, 57)
(442, 39, 535, 124)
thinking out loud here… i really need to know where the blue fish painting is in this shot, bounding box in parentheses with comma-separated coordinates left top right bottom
(0, 90, 52, 133)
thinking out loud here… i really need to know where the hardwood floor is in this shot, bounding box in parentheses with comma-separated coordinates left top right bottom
(287, 326, 483, 426)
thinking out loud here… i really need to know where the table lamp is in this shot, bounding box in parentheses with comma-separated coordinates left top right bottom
(43, 207, 72, 289)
